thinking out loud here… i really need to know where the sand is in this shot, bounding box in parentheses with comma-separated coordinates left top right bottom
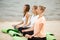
(0, 21, 60, 40)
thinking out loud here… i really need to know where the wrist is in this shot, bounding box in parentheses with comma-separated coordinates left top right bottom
(22, 30, 27, 32)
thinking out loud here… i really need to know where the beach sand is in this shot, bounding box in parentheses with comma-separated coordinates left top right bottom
(0, 21, 60, 40)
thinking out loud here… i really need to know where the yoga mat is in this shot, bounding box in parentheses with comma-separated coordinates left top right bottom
(9, 31, 23, 36)
(46, 33, 56, 40)
(13, 36, 27, 40)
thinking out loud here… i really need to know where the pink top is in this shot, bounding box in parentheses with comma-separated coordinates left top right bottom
(33, 16, 46, 38)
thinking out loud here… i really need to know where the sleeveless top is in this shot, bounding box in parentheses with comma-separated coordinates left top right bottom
(22, 12, 30, 26)
(22, 16, 26, 24)
(28, 15, 39, 27)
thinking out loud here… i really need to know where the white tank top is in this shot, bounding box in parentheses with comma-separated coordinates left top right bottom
(22, 16, 26, 24)
(22, 12, 30, 26)
(28, 15, 39, 27)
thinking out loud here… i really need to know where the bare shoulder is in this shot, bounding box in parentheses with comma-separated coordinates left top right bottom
(26, 12, 31, 17)
(27, 12, 31, 15)
(25, 12, 31, 18)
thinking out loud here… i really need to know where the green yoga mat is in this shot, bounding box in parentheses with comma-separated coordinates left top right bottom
(13, 36, 27, 40)
(1, 28, 23, 37)
(2, 28, 56, 40)
(2, 28, 19, 33)
(46, 32, 56, 40)
(9, 31, 23, 36)
(46, 34, 56, 40)
(2, 29, 8, 33)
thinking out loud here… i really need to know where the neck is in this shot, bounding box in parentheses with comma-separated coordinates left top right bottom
(34, 13, 38, 16)
(26, 12, 29, 13)
(24, 12, 29, 17)
(39, 13, 43, 18)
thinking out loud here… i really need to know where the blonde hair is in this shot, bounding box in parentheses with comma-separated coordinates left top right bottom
(39, 5, 46, 12)
(33, 5, 38, 15)
(33, 5, 38, 10)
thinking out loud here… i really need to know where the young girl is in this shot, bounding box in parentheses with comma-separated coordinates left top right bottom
(27, 5, 39, 27)
(12, 4, 30, 28)
(22, 5, 46, 40)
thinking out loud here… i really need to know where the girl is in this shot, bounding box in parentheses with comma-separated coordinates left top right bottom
(27, 5, 39, 27)
(12, 4, 30, 28)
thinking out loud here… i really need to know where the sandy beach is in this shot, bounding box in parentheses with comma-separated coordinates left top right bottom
(0, 21, 60, 40)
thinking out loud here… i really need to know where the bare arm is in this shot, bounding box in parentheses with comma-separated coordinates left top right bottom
(25, 13, 30, 26)
(24, 23, 43, 38)
(12, 21, 24, 27)
(17, 21, 23, 25)
(32, 23, 43, 36)
(17, 13, 30, 27)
